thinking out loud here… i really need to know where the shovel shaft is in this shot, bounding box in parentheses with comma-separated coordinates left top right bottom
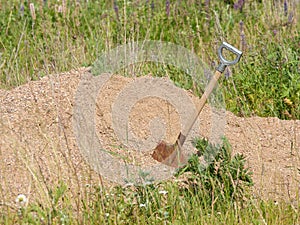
(177, 42, 242, 147)
(152, 42, 242, 167)
(178, 70, 223, 146)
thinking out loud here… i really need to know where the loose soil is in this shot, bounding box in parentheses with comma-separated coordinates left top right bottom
(0, 68, 299, 207)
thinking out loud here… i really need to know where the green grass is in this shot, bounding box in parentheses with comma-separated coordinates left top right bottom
(0, 0, 299, 224)
(1, 138, 299, 224)
(0, 0, 299, 119)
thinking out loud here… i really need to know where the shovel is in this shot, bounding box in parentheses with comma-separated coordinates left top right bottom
(152, 42, 242, 167)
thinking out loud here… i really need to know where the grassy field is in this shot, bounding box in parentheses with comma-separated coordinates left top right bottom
(2, 138, 299, 224)
(0, 0, 299, 224)
(0, 0, 299, 119)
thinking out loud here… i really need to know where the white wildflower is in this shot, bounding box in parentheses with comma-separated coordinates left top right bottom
(163, 211, 169, 218)
(144, 181, 152, 186)
(139, 203, 146, 208)
(15, 194, 27, 207)
(124, 182, 134, 188)
(159, 190, 168, 195)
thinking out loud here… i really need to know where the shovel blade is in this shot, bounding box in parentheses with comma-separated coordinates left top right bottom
(152, 140, 187, 168)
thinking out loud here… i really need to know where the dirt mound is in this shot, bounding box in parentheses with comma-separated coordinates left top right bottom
(0, 68, 299, 206)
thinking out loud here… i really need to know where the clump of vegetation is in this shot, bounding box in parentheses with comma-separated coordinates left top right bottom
(3, 138, 299, 224)
(2, 138, 256, 224)
(176, 138, 253, 209)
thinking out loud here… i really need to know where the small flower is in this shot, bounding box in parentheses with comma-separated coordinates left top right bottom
(284, 98, 293, 106)
(239, 20, 244, 29)
(288, 12, 294, 24)
(163, 211, 169, 218)
(151, 0, 155, 12)
(105, 193, 114, 198)
(166, 0, 170, 17)
(159, 190, 168, 195)
(15, 194, 27, 207)
(57, 5, 63, 13)
(139, 203, 147, 208)
(211, 61, 216, 69)
(20, 3, 24, 17)
(241, 33, 246, 49)
(205, 0, 210, 9)
(105, 213, 110, 217)
(234, 0, 245, 12)
(284, 0, 288, 16)
(143, 181, 153, 186)
(224, 68, 231, 79)
(29, 3, 36, 20)
(239, 21, 246, 50)
(113, 0, 119, 21)
(124, 182, 134, 188)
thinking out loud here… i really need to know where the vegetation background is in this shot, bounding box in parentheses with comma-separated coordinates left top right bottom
(0, 0, 299, 224)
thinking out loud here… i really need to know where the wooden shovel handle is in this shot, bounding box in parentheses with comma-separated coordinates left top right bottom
(178, 70, 223, 146)
(178, 42, 242, 146)
(152, 42, 242, 167)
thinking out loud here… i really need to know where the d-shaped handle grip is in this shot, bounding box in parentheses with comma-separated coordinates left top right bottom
(217, 42, 242, 73)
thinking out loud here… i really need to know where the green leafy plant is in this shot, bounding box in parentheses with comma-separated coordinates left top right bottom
(176, 137, 253, 211)
(18, 181, 71, 225)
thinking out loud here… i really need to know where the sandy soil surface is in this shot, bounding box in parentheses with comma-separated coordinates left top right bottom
(0, 68, 299, 206)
